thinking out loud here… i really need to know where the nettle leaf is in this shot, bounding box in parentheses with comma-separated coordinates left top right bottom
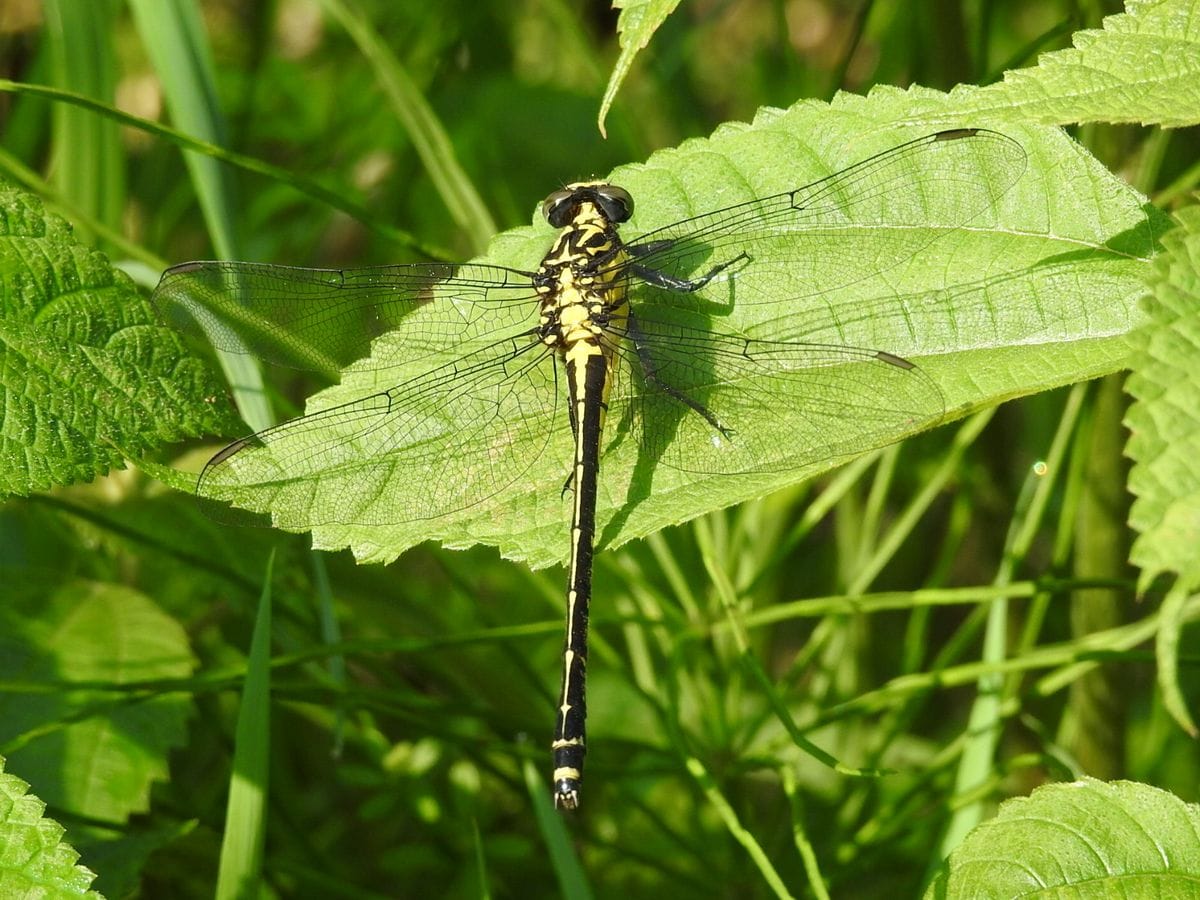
(927, 779, 1200, 898)
(597, 0, 681, 136)
(177, 92, 1162, 567)
(0, 178, 235, 496)
(924, 0, 1200, 127)
(0, 757, 101, 898)
(1127, 205, 1200, 594)
(0, 581, 196, 824)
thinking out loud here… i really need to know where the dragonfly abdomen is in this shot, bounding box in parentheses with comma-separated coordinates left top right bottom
(552, 347, 609, 810)
(539, 182, 636, 809)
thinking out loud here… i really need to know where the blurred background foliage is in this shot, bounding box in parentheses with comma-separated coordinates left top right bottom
(1, 0, 1196, 898)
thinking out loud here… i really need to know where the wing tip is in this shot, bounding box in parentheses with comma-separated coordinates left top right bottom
(874, 350, 916, 370)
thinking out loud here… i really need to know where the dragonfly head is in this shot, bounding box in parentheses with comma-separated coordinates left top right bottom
(542, 182, 633, 228)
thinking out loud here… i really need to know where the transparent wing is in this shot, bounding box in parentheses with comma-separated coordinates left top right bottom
(604, 311, 944, 476)
(587, 129, 1023, 474)
(159, 129, 1021, 525)
(152, 260, 540, 377)
(616, 129, 1027, 313)
(198, 334, 564, 527)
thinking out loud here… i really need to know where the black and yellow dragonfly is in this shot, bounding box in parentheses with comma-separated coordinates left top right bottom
(153, 128, 1025, 809)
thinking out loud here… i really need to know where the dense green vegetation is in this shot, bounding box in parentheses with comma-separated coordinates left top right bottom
(1, 1, 1198, 897)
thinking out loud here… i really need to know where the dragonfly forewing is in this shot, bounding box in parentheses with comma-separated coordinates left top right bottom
(195, 334, 564, 528)
(617, 129, 1027, 317)
(153, 260, 540, 378)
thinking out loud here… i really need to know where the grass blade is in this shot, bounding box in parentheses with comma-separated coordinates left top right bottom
(215, 552, 275, 900)
(317, 0, 496, 252)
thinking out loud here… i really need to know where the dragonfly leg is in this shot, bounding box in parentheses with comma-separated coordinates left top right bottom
(630, 248, 751, 293)
(625, 312, 734, 439)
(560, 377, 581, 498)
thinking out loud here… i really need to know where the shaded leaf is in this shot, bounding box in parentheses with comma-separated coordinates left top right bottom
(68, 819, 196, 900)
(1124, 204, 1200, 736)
(0, 581, 196, 823)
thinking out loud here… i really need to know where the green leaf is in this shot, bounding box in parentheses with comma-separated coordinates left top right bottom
(927, 778, 1200, 897)
(0, 179, 235, 495)
(174, 91, 1162, 568)
(0, 581, 196, 823)
(930, 0, 1200, 127)
(0, 757, 101, 898)
(597, 0, 681, 137)
(1126, 204, 1200, 594)
(1124, 204, 1200, 736)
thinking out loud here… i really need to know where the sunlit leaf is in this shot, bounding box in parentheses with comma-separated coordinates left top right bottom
(926, 0, 1200, 126)
(1127, 204, 1200, 593)
(597, 0, 681, 137)
(0, 757, 100, 899)
(928, 779, 1200, 897)
(166, 95, 1163, 567)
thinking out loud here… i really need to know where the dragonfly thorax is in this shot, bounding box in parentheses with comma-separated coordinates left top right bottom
(535, 185, 631, 352)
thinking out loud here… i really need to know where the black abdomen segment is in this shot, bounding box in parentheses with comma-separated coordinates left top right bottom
(552, 351, 607, 809)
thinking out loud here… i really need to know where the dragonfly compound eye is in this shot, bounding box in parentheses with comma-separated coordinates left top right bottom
(542, 189, 578, 227)
(543, 183, 634, 227)
(592, 184, 633, 223)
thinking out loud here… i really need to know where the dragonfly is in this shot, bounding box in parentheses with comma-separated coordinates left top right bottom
(153, 127, 1026, 810)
